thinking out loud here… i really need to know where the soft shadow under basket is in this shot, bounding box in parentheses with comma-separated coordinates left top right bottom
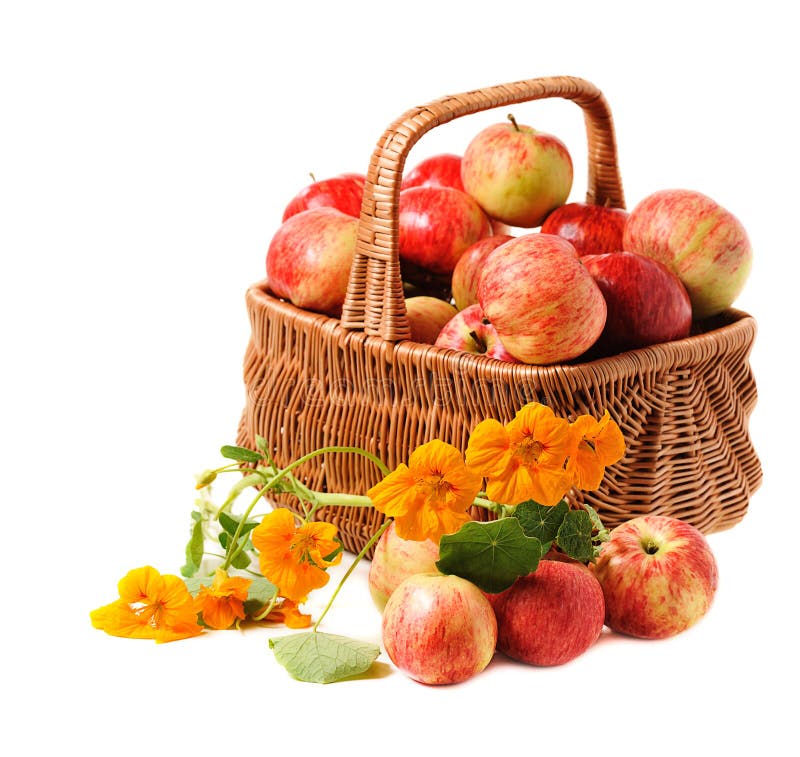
(237, 75, 762, 555)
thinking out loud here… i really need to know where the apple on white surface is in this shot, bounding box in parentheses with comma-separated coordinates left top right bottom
(282, 173, 365, 221)
(266, 207, 358, 316)
(461, 115, 573, 228)
(451, 234, 513, 311)
(382, 573, 497, 685)
(540, 201, 628, 255)
(401, 153, 464, 192)
(404, 296, 458, 345)
(581, 251, 692, 355)
(488, 559, 605, 666)
(368, 521, 440, 611)
(398, 186, 492, 275)
(622, 189, 752, 319)
(434, 304, 520, 362)
(591, 515, 719, 640)
(477, 233, 607, 364)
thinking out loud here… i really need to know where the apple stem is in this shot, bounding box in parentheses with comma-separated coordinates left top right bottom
(468, 330, 487, 354)
(507, 113, 520, 132)
(308, 172, 316, 182)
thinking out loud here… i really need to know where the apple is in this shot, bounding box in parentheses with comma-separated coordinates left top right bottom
(402, 153, 464, 192)
(461, 115, 573, 228)
(477, 233, 606, 364)
(622, 189, 752, 319)
(581, 251, 692, 355)
(540, 202, 628, 255)
(368, 521, 440, 611)
(490, 560, 605, 666)
(434, 305, 521, 362)
(451, 235, 513, 310)
(404, 296, 458, 345)
(382, 573, 497, 685)
(399, 186, 492, 275)
(266, 207, 358, 316)
(591, 515, 718, 640)
(282, 173, 365, 221)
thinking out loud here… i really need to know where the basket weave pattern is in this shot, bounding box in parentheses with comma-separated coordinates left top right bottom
(238, 76, 762, 554)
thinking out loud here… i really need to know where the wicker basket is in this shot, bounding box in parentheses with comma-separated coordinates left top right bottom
(237, 75, 762, 554)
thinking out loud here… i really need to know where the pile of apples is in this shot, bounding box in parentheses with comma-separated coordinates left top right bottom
(266, 115, 753, 363)
(369, 515, 719, 685)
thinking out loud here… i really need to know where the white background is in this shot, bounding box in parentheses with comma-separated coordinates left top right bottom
(2, 1, 797, 754)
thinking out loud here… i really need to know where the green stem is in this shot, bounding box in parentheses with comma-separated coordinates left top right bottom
(306, 492, 373, 521)
(313, 519, 391, 632)
(253, 594, 280, 621)
(472, 496, 506, 515)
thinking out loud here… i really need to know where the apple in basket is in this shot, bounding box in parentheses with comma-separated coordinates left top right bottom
(402, 153, 465, 192)
(368, 521, 440, 611)
(435, 305, 521, 362)
(398, 186, 492, 276)
(461, 115, 573, 228)
(266, 207, 358, 316)
(540, 202, 628, 255)
(477, 233, 606, 364)
(404, 296, 458, 345)
(382, 573, 497, 685)
(581, 251, 692, 355)
(591, 515, 718, 639)
(488, 560, 605, 666)
(451, 234, 513, 311)
(623, 189, 753, 319)
(281, 172, 365, 221)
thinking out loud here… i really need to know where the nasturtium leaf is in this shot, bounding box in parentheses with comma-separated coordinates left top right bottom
(183, 575, 214, 596)
(220, 445, 262, 464)
(512, 499, 569, 543)
(556, 510, 594, 562)
(436, 518, 542, 594)
(243, 577, 277, 616)
(180, 515, 205, 577)
(218, 532, 254, 569)
(220, 472, 267, 509)
(269, 632, 380, 684)
(219, 511, 259, 538)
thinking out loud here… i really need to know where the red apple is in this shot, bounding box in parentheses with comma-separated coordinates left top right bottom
(591, 515, 718, 640)
(382, 573, 497, 685)
(581, 251, 692, 355)
(404, 296, 458, 345)
(478, 233, 606, 364)
(540, 202, 628, 255)
(402, 153, 464, 192)
(282, 173, 365, 221)
(451, 235, 513, 310)
(368, 521, 440, 611)
(490, 560, 605, 666)
(266, 207, 358, 316)
(461, 116, 573, 228)
(399, 186, 492, 275)
(623, 189, 752, 319)
(434, 305, 521, 362)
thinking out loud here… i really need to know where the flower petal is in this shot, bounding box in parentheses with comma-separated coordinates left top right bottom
(466, 419, 512, 477)
(367, 464, 417, 518)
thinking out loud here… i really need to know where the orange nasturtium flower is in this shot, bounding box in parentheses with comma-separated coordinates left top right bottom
(90, 566, 203, 643)
(193, 569, 252, 630)
(567, 410, 626, 490)
(466, 402, 573, 507)
(367, 439, 482, 542)
(251, 508, 342, 603)
(264, 599, 312, 629)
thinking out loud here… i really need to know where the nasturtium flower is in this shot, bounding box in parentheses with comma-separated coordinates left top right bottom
(264, 599, 312, 629)
(90, 566, 203, 643)
(567, 410, 626, 490)
(194, 569, 252, 630)
(466, 402, 573, 507)
(251, 508, 342, 603)
(367, 439, 482, 542)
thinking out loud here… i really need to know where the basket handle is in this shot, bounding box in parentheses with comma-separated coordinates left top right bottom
(340, 75, 625, 341)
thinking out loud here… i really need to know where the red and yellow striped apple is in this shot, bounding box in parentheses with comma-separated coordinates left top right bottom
(434, 305, 520, 362)
(404, 296, 458, 345)
(477, 233, 606, 364)
(451, 234, 513, 310)
(402, 153, 464, 192)
(541, 202, 628, 255)
(282, 173, 365, 221)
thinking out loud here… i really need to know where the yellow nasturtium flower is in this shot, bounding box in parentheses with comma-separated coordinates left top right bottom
(251, 508, 342, 603)
(566, 410, 626, 490)
(90, 566, 203, 643)
(193, 569, 252, 630)
(368, 439, 482, 542)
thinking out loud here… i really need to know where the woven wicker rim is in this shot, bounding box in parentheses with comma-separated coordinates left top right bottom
(341, 75, 625, 342)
